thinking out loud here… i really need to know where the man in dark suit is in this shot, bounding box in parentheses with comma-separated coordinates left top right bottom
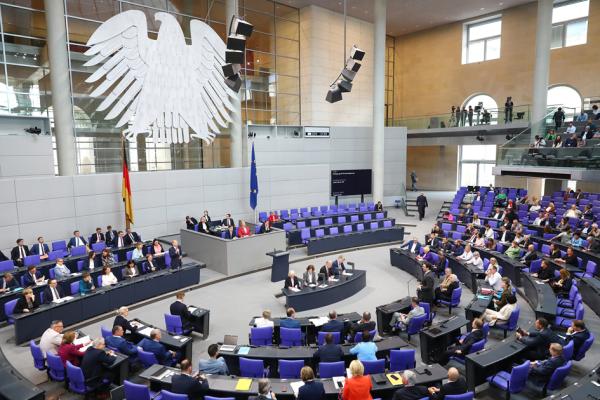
(463, 204, 474, 217)
(520, 244, 538, 267)
(517, 318, 557, 360)
(0, 250, 7, 262)
(349, 311, 375, 340)
(81, 338, 117, 393)
(42, 279, 64, 304)
(114, 231, 127, 248)
(170, 291, 193, 330)
(168, 240, 182, 268)
(284, 271, 301, 289)
(90, 228, 105, 245)
(564, 320, 591, 357)
(498, 226, 514, 243)
(438, 319, 485, 365)
(321, 310, 345, 334)
(105, 225, 118, 247)
(416, 193, 428, 221)
(222, 213, 235, 227)
(105, 325, 138, 356)
(185, 216, 198, 230)
(319, 261, 335, 281)
(11, 238, 30, 267)
(313, 333, 344, 362)
(331, 256, 346, 276)
(529, 343, 566, 385)
(171, 359, 209, 397)
(22, 266, 44, 287)
(124, 228, 140, 246)
(138, 329, 177, 365)
(417, 263, 435, 305)
(0, 272, 18, 293)
(428, 368, 467, 399)
(280, 307, 301, 329)
(67, 230, 88, 249)
(30, 237, 50, 260)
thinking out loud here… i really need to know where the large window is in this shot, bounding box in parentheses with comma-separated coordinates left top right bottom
(459, 145, 496, 187)
(462, 16, 501, 64)
(462, 94, 499, 125)
(547, 85, 582, 119)
(552, 0, 589, 49)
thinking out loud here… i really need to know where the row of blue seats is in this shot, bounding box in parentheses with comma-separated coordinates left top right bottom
(259, 202, 377, 222)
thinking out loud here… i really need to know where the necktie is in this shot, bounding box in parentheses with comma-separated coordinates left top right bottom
(119, 238, 123, 247)
(97, 234, 100, 241)
(52, 287, 59, 301)
(20, 246, 25, 259)
(76, 237, 81, 246)
(129, 234, 134, 241)
(40, 244, 45, 255)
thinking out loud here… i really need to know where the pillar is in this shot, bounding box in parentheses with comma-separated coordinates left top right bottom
(226, 0, 243, 168)
(530, 0, 553, 138)
(372, 0, 386, 202)
(44, 0, 76, 175)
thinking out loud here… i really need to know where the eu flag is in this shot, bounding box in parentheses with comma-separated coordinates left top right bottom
(250, 142, 258, 210)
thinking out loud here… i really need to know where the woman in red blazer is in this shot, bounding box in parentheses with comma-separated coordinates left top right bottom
(237, 220, 251, 238)
(57, 331, 86, 366)
(343, 360, 373, 400)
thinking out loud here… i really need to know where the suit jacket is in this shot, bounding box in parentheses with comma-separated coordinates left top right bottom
(170, 300, 192, 322)
(171, 373, 209, 398)
(22, 271, 42, 287)
(458, 329, 484, 353)
(15, 295, 40, 313)
(351, 320, 376, 336)
(463, 208, 473, 216)
(105, 335, 138, 356)
(319, 266, 335, 279)
(168, 245, 182, 268)
(42, 285, 64, 304)
(565, 330, 591, 356)
(303, 271, 318, 285)
(90, 232, 105, 244)
(0, 250, 7, 262)
(521, 327, 556, 358)
(10, 245, 30, 262)
(284, 276, 301, 289)
(123, 232, 140, 246)
(222, 218, 235, 227)
(67, 237, 88, 249)
(321, 319, 345, 334)
(537, 267, 555, 281)
(401, 241, 421, 253)
(197, 223, 210, 234)
(0, 278, 18, 291)
(313, 343, 344, 362)
(499, 231, 514, 243)
(332, 260, 346, 276)
(416, 195, 428, 208)
(280, 317, 301, 329)
(80, 347, 116, 386)
(431, 378, 467, 400)
(105, 230, 118, 247)
(30, 243, 50, 256)
(114, 315, 137, 335)
(419, 271, 435, 303)
(532, 356, 565, 380)
(138, 338, 171, 365)
(298, 380, 326, 400)
(521, 251, 538, 265)
(82, 257, 98, 271)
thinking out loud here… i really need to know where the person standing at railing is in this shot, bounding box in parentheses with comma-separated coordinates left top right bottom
(450, 106, 457, 127)
(468, 106, 473, 126)
(461, 106, 467, 126)
(455, 105, 461, 127)
(504, 96, 513, 123)
(553, 107, 566, 129)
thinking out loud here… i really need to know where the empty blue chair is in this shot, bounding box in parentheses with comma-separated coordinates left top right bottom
(297, 221, 306, 229)
(4, 299, 17, 324)
(77, 260, 84, 271)
(449, 339, 485, 364)
(302, 211, 311, 218)
(91, 242, 106, 253)
(300, 207, 308, 213)
(324, 218, 333, 225)
(29, 340, 45, 371)
(445, 392, 474, 400)
(329, 227, 339, 235)
(0, 260, 14, 272)
(383, 220, 393, 228)
(555, 303, 584, 328)
(124, 380, 155, 400)
(280, 327, 302, 346)
(562, 340, 574, 361)
(452, 232, 462, 240)
(363, 359, 385, 374)
(283, 223, 293, 232)
(137, 349, 159, 368)
(165, 314, 191, 335)
(319, 361, 345, 378)
(52, 240, 67, 252)
(363, 214, 372, 221)
(557, 284, 579, 308)
(317, 331, 341, 345)
(320, 206, 328, 213)
(47, 353, 66, 381)
(300, 228, 311, 244)
(310, 219, 319, 227)
(492, 306, 520, 338)
(370, 222, 378, 230)
(259, 212, 267, 222)
(315, 229, 325, 239)
(486, 360, 529, 400)
(250, 326, 273, 346)
(575, 260, 597, 278)
(542, 361, 572, 396)
(66, 361, 92, 395)
(350, 215, 359, 222)
(390, 349, 415, 371)
(101, 326, 112, 339)
(419, 302, 435, 325)
(343, 225, 352, 234)
(437, 286, 462, 313)
(24, 255, 40, 267)
(406, 314, 427, 341)
(356, 224, 365, 232)
(456, 225, 467, 233)
(279, 359, 304, 379)
(70, 245, 87, 256)
(48, 268, 56, 280)
(573, 332, 594, 361)
(162, 390, 189, 400)
(70, 281, 79, 295)
(281, 210, 289, 219)
(239, 357, 267, 378)
(338, 216, 347, 224)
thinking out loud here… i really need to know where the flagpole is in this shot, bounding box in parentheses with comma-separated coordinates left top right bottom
(122, 132, 130, 231)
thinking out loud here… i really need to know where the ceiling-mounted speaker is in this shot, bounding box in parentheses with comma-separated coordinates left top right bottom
(224, 74, 242, 92)
(341, 68, 357, 82)
(337, 79, 352, 93)
(223, 16, 254, 93)
(325, 85, 342, 103)
(350, 45, 365, 61)
(225, 50, 244, 64)
(222, 63, 241, 77)
(345, 58, 361, 72)
(227, 34, 246, 51)
(232, 18, 254, 37)
(325, 44, 365, 103)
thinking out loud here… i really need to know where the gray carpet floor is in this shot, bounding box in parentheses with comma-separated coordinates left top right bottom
(2, 191, 598, 399)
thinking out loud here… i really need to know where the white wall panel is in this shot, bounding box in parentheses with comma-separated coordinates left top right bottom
(0, 203, 18, 226)
(17, 198, 76, 224)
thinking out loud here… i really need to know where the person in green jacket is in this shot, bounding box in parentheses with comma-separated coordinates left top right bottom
(504, 241, 521, 259)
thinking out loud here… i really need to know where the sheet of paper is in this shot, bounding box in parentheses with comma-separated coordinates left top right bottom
(309, 317, 329, 327)
(73, 335, 90, 345)
(138, 327, 153, 337)
(235, 378, 252, 391)
(318, 284, 328, 288)
(289, 287, 301, 292)
(290, 381, 305, 397)
(188, 306, 198, 313)
(346, 368, 353, 378)
(342, 271, 353, 276)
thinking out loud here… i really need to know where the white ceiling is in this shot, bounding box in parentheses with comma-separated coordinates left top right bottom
(280, 0, 536, 36)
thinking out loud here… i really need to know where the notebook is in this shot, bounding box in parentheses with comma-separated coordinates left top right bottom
(235, 378, 252, 391)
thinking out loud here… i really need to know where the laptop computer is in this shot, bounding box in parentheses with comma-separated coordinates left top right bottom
(219, 335, 238, 352)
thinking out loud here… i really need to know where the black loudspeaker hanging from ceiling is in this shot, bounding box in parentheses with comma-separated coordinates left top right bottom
(223, 16, 254, 93)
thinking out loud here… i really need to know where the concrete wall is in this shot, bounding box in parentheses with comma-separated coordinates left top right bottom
(393, 1, 600, 118)
(406, 145, 458, 191)
(0, 135, 54, 177)
(0, 165, 329, 253)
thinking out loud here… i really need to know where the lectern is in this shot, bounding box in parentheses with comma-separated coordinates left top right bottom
(267, 250, 289, 282)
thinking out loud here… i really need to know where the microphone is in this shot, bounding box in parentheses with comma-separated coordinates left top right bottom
(406, 278, 416, 294)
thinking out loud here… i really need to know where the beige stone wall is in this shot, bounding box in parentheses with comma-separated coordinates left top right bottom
(406, 145, 458, 191)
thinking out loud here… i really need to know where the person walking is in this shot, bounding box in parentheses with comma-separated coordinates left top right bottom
(416, 193, 428, 221)
(410, 171, 418, 192)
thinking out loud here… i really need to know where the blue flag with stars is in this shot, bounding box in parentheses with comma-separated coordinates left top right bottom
(250, 142, 258, 210)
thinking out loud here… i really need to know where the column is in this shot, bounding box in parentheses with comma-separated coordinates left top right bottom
(226, 0, 243, 168)
(530, 0, 553, 138)
(372, 0, 386, 202)
(44, 0, 76, 175)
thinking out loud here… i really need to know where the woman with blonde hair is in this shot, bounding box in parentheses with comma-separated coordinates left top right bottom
(342, 360, 372, 400)
(297, 366, 325, 400)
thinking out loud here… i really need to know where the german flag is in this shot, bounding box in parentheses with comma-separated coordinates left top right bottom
(122, 140, 134, 225)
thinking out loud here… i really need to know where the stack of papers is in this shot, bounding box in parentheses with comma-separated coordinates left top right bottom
(235, 378, 252, 391)
(73, 335, 90, 346)
(290, 381, 305, 396)
(288, 287, 301, 292)
(188, 306, 198, 313)
(309, 317, 329, 327)
(318, 284, 328, 288)
(138, 327, 153, 336)
(237, 346, 250, 355)
(219, 344, 236, 352)
(342, 271, 353, 276)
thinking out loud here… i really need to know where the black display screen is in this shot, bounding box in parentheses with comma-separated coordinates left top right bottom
(331, 169, 372, 196)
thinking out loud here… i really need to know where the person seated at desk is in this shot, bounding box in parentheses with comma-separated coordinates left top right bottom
(552, 226, 572, 245)
(564, 204, 582, 219)
(332, 255, 346, 276)
(268, 211, 280, 224)
(314, 333, 344, 363)
(0, 272, 18, 293)
(485, 238, 497, 251)
(492, 277, 512, 310)
(171, 359, 210, 397)
(284, 270, 301, 289)
(170, 291, 193, 330)
(138, 329, 178, 366)
(249, 379, 276, 400)
(349, 311, 376, 340)
(198, 343, 229, 375)
(439, 237, 452, 252)
(482, 294, 517, 326)
(150, 239, 165, 256)
(237, 220, 251, 238)
(81, 338, 117, 395)
(350, 330, 377, 361)
(466, 251, 483, 270)
(400, 237, 421, 254)
(11, 238, 30, 267)
(321, 310, 345, 334)
(43, 279, 64, 304)
(582, 205, 594, 220)
(491, 207, 505, 220)
(589, 235, 600, 253)
(82, 250, 98, 271)
(68, 230, 88, 249)
(389, 296, 425, 332)
(53, 258, 72, 279)
(222, 213, 235, 228)
(548, 243, 562, 259)
(498, 226, 514, 244)
(564, 320, 591, 356)
(473, 232, 485, 247)
(520, 234, 534, 250)
(303, 264, 318, 286)
(58, 331, 86, 367)
(438, 318, 485, 365)
(485, 263, 503, 291)
(197, 217, 210, 234)
(79, 272, 96, 294)
(517, 318, 558, 360)
(529, 343, 566, 386)
(418, 246, 435, 264)
(254, 310, 274, 328)
(482, 224, 494, 240)
(101, 248, 115, 267)
(391, 370, 428, 400)
(202, 210, 211, 223)
(124, 228, 141, 246)
(280, 307, 301, 329)
(142, 254, 160, 273)
(459, 244, 473, 262)
(23, 265, 45, 287)
(463, 204, 474, 217)
(30, 236, 50, 260)
(40, 320, 64, 356)
(298, 366, 325, 400)
(90, 227, 105, 245)
(131, 242, 145, 261)
(472, 213, 482, 227)
(224, 225, 236, 239)
(532, 260, 554, 282)
(343, 360, 373, 400)
(426, 232, 440, 248)
(114, 306, 138, 338)
(106, 325, 138, 356)
(570, 231, 585, 248)
(453, 240, 465, 256)
(100, 266, 118, 286)
(260, 220, 272, 234)
(443, 211, 455, 222)
(513, 231, 525, 245)
(169, 240, 183, 268)
(504, 241, 521, 259)
(427, 367, 468, 400)
(319, 261, 335, 281)
(520, 244, 538, 266)
(554, 246, 578, 267)
(432, 250, 447, 276)
(417, 263, 435, 305)
(123, 260, 139, 279)
(115, 231, 127, 248)
(105, 225, 118, 247)
(435, 271, 459, 302)
(375, 201, 383, 212)
(550, 268, 572, 296)
(185, 215, 198, 230)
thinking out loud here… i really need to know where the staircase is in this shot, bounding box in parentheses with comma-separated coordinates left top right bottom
(405, 199, 417, 217)
(437, 201, 453, 218)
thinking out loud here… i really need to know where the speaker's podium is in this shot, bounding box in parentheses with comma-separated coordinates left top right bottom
(266, 250, 290, 282)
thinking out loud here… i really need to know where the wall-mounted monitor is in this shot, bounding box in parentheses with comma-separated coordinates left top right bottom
(331, 169, 372, 196)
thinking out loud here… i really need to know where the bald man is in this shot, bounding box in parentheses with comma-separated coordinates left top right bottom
(427, 368, 467, 400)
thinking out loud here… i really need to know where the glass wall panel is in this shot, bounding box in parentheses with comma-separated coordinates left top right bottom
(275, 37, 299, 59)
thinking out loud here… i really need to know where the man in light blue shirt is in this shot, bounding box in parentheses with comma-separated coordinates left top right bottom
(349, 331, 377, 361)
(198, 344, 229, 375)
(53, 258, 71, 279)
(570, 232, 585, 248)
